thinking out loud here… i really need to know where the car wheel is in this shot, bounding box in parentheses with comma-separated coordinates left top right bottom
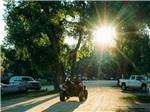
(19, 86, 27, 92)
(142, 85, 147, 92)
(22, 87, 28, 92)
(60, 90, 65, 101)
(121, 83, 127, 91)
(35, 87, 41, 91)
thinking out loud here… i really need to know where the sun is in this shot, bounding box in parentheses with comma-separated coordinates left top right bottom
(93, 25, 116, 47)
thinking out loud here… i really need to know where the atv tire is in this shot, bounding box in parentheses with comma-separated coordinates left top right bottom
(79, 91, 84, 102)
(60, 90, 65, 101)
(84, 90, 88, 99)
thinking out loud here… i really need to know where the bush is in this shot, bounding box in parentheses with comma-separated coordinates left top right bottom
(39, 79, 51, 86)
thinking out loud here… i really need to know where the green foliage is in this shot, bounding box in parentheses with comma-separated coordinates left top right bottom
(5, 1, 66, 72)
(1, 44, 33, 77)
(2, 1, 150, 81)
(38, 79, 52, 86)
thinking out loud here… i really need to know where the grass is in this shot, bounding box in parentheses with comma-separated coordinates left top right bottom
(118, 95, 150, 112)
(116, 109, 132, 112)
(1, 90, 58, 101)
(122, 95, 150, 103)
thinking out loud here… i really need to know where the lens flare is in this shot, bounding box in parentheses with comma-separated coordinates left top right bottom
(93, 25, 116, 47)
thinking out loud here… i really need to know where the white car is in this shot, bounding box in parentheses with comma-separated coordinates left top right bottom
(9, 76, 41, 91)
(119, 75, 149, 92)
(1, 83, 25, 95)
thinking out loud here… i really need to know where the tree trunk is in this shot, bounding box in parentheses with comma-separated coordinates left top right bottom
(71, 52, 77, 76)
(70, 34, 82, 76)
(52, 73, 60, 91)
(50, 62, 65, 91)
(47, 31, 61, 91)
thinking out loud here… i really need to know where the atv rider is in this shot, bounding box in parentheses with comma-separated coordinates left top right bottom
(72, 75, 83, 91)
(64, 75, 74, 91)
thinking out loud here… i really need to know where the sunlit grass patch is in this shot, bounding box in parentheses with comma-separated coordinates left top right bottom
(116, 109, 132, 112)
(122, 95, 150, 103)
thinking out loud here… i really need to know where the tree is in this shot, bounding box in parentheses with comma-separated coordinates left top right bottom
(1, 44, 38, 83)
(4, 1, 150, 86)
(5, 1, 69, 90)
(4, 1, 93, 90)
(108, 2, 150, 77)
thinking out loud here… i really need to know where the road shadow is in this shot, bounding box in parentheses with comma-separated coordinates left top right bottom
(119, 89, 150, 112)
(116, 107, 150, 112)
(2, 90, 57, 107)
(2, 95, 58, 112)
(121, 89, 149, 95)
(43, 101, 81, 112)
(128, 106, 150, 112)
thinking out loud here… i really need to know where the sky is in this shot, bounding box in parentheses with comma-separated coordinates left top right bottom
(0, 1, 6, 44)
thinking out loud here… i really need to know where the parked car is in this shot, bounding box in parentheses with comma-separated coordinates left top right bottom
(9, 76, 41, 91)
(119, 75, 150, 92)
(1, 83, 26, 95)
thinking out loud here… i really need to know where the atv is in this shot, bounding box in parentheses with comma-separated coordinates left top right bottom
(59, 77, 88, 102)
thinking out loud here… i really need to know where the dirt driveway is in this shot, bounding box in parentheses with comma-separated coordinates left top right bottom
(1, 80, 150, 112)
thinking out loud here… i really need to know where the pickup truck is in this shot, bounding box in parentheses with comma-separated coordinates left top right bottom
(119, 75, 150, 92)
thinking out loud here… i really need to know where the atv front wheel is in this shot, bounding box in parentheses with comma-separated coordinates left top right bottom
(84, 90, 88, 99)
(60, 90, 65, 101)
(79, 91, 84, 102)
(79, 90, 87, 102)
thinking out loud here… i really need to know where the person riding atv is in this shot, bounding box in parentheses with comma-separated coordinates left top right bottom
(59, 75, 88, 102)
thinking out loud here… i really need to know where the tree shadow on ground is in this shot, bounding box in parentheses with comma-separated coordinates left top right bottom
(121, 89, 147, 95)
(2, 90, 57, 107)
(2, 94, 58, 112)
(117, 89, 150, 112)
(116, 107, 150, 112)
(43, 100, 81, 112)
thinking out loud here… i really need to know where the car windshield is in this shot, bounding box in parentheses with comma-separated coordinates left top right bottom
(136, 76, 146, 80)
(22, 77, 34, 81)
